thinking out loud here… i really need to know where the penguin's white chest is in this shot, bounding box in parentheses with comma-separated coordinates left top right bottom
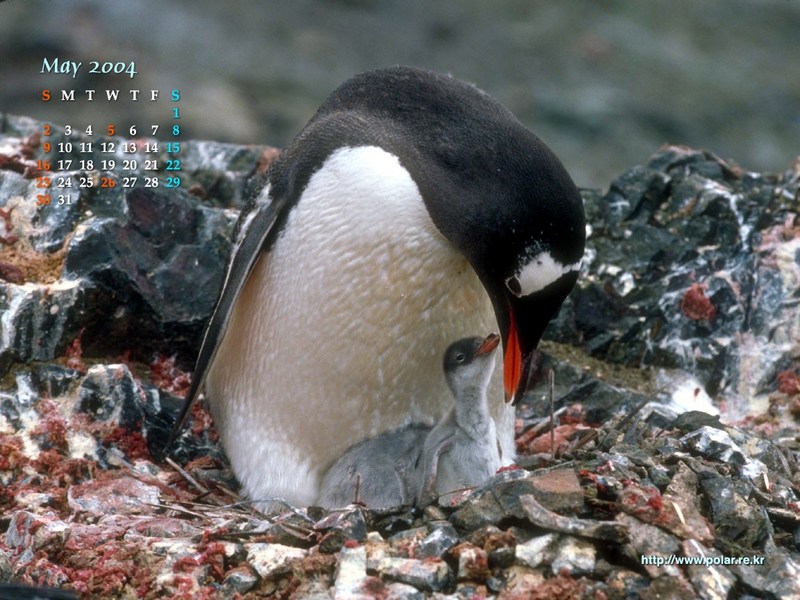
(206, 146, 510, 508)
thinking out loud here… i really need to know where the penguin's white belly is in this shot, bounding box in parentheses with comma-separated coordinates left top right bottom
(206, 146, 514, 508)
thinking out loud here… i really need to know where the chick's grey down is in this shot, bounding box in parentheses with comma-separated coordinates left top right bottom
(317, 333, 501, 509)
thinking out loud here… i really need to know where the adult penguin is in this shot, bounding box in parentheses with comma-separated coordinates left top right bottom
(169, 66, 585, 509)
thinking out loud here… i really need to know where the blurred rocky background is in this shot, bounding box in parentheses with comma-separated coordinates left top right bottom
(1, 0, 799, 187)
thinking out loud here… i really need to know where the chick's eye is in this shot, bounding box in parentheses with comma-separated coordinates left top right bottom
(505, 275, 522, 296)
(455, 352, 465, 362)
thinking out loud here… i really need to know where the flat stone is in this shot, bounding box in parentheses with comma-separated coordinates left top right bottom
(5, 510, 70, 551)
(67, 475, 161, 516)
(333, 544, 371, 600)
(375, 556, 452, 592)
(700, 476, 771, 548)
(246, 543, 307, 579)
(527, 467, 584, 513)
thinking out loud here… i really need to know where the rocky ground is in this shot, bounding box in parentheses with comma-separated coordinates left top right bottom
(0, 114, 799, 598)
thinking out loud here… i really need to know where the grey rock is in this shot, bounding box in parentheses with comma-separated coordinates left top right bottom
(333, 544, 371, 600)
(0, 279, 84, 373)
(66, 476, 161, 516)
(616, 513, 682, 578)
(222, 565, 259, 595)
(246, 542, 307, 579)
(515, 533, 558, 569)
(551, 536, 596, 576)
(519, 493, 628, 543)
(700, 476, 772, 549)
(449, 469, 538, 530)
(315, 506, 369, 553)
(547, 146, 799, 415)
(6, 511, 70, 551)
(681, 539, 736, 600)
(681, 426, 766, 480)
(0, 121, 263, 377)
(761, 552, 800, 598)
(265, 510, 318, 548)
(415, 522, 460, 559)
(374, 556, 452, 593)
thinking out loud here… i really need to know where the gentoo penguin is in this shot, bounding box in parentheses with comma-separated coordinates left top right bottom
(168, 66, 585, 509)
(418, 333, 502, 506)
(316, 333, 501, 509)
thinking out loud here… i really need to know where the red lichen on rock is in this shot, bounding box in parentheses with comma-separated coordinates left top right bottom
(64, 329, 87, 372)
(516, 423, 588, 455)
(0, 434, 28, 471)
(174, 541, 227, 582)
(0, 261, 25, 283)
(31, 399, 69, 452)
(189, 402, 219, 442)
(103, 425, 152, 460)
(777, 369, 800, 396)
(680, 283, 716, 320)
(0, 205, 19, 246)
(516, 573, 588, 600)
(150, 353, 192, 398)
(20, 131, 42, 158)
(59, 540, 156, 598)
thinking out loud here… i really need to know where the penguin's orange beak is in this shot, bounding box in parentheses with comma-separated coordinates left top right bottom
(502, 309, 528, 404)
(492, 269, 580, 406)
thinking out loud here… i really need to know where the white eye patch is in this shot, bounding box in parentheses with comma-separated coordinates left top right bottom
(506, 251, 582, 297)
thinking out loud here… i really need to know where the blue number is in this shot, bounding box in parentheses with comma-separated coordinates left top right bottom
(165, 176, 181, 188)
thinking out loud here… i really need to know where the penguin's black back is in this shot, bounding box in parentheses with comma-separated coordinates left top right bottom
(255, 66, 584, 271)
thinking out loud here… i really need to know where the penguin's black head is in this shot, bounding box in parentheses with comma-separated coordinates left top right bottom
(466, 185, 585, 405)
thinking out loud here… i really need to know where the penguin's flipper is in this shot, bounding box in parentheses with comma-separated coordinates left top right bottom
(165, 196, 285, 451)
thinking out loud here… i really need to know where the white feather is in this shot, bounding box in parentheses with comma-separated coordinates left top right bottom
(206, 146, 514, 508)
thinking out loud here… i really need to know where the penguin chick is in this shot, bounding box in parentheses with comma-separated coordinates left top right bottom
(316, 424, 427, 509)
(317, 333, 500, 510)
(418, 333, 502, 506)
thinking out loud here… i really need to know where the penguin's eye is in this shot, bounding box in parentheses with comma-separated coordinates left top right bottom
(505, 275, 522, 297)
(455, 352, 466, 362)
